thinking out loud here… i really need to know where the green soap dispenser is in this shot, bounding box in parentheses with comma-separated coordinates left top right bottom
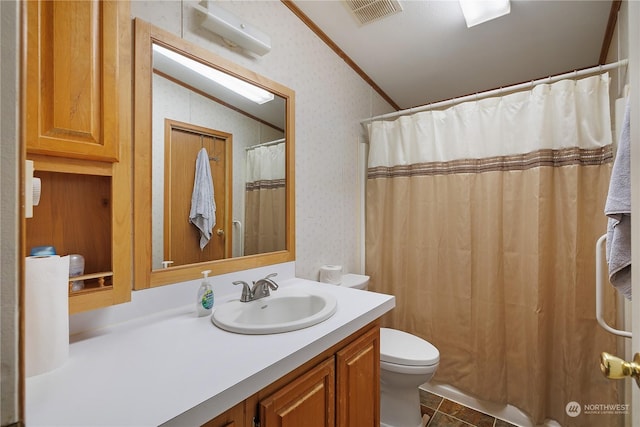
(197, 270, 214, 317)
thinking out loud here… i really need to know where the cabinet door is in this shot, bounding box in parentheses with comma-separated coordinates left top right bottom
(260, 357, 335, 427)
(201, 401, 244, 427)
(24, 0, 125, 162)
(336, 326, 380, 427)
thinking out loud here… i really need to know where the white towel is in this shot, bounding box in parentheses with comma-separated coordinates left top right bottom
(605, 98, 631, 300)
(189, 148, 216, 250)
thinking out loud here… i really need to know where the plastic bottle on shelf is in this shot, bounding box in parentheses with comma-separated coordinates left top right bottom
(68, 254, 85, 291)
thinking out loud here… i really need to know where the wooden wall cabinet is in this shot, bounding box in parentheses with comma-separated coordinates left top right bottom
(24, 0, 124, 162)
(203, 323, 380, 427)
(23, 0, 132, 314)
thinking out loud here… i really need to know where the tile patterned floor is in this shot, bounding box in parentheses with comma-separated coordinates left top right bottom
(420, 389, 519, 427)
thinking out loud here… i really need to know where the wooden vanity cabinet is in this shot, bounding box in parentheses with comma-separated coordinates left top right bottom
(203, 322, 380, 427)
(259, 357, 336, 427)
(22, 0, 132, 313)
(201, 401, 245, 427)
(336, 325, 380, 427)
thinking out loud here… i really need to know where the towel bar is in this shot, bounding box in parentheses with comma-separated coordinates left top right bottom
(596, 234, 632, 338)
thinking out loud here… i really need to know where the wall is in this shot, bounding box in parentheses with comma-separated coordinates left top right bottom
(131, 0, 394, 281)
(606, 1, 628, 101)
(0, 0, 21, 424)
(66, 0, 393, 334)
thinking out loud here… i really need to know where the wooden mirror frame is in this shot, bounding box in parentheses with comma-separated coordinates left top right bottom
(133, 19, 295, 289)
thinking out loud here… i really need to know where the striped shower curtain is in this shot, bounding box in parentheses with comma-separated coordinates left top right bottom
(244, 142, 286, 256)
(366, 74, 622, 426)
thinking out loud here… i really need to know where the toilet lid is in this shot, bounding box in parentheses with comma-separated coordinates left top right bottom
(380, 328, 440, 366)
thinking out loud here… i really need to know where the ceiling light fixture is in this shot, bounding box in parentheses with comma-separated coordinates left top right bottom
(153, 44, 274, 105)
(459, 0, 510, 28)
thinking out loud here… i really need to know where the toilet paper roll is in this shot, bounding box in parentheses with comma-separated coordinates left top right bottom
(319, 265, 343, 285)
(32, 177, 41, 206)
(25, 255, 70, 377)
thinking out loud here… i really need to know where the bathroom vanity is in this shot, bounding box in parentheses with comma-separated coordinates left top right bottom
(25, 279, 395, 426)
(210, 320, 379, 427)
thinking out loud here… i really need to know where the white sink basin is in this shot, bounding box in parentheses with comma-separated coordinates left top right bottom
(211, 287, 338, 334)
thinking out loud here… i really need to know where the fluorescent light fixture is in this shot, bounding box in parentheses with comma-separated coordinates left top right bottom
(193, 3, 271, 56)
(153, 44, 274, 104)
(459, 0, 510, 28)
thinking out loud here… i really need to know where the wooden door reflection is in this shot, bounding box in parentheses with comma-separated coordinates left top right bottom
(164, 119, 231, 266)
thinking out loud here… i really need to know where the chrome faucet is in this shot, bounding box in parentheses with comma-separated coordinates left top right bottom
(233, 273, 279, 302)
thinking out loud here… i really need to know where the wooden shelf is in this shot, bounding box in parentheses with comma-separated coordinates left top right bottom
(69, 271, 114, 295)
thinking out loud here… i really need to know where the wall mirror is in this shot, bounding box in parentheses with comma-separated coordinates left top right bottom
(133, 19, 295, 288)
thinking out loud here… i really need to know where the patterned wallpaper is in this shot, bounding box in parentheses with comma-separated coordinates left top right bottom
(131, 0, 393, 281)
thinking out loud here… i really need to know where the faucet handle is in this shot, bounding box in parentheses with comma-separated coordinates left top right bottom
(262, 273, 278, 287)
(233, 280, 252, 302)
(267, 279, 278, 291)
(262, 273, 279, 291)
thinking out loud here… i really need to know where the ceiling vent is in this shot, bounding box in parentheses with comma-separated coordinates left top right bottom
(344, 0, 403, 26)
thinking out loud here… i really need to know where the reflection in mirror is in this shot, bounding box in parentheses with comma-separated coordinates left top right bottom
(161, 119, 233, 267)
(134, 19, 295, 288)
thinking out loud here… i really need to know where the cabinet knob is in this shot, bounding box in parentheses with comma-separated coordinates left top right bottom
(216, 228, 224, 237)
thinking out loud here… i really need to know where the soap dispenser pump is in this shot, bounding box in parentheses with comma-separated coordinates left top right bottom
(197, 270, 214, 317)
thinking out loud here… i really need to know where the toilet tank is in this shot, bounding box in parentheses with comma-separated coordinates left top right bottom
(340, 273, 369, 290)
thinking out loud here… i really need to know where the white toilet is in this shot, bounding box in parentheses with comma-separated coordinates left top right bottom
(341, 274, 440, 427)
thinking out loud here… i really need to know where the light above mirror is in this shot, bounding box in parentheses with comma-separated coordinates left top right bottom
(152, 44, 274, 104)
(133, 19, 295, 289)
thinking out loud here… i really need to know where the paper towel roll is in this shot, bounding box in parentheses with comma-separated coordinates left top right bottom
(25, 255, 70, 377)
(319, 265, 343, 285)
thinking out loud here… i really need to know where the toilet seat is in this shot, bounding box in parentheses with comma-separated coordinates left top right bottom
(380, 328, 439, 367)
(380, 359, 436, 376)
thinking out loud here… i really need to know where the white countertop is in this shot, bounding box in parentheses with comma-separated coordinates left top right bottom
(26, 278, 395, 426)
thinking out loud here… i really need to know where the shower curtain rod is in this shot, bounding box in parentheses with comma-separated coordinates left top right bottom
(245, 138, 285, 151)
(360, 59, 629, 124)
